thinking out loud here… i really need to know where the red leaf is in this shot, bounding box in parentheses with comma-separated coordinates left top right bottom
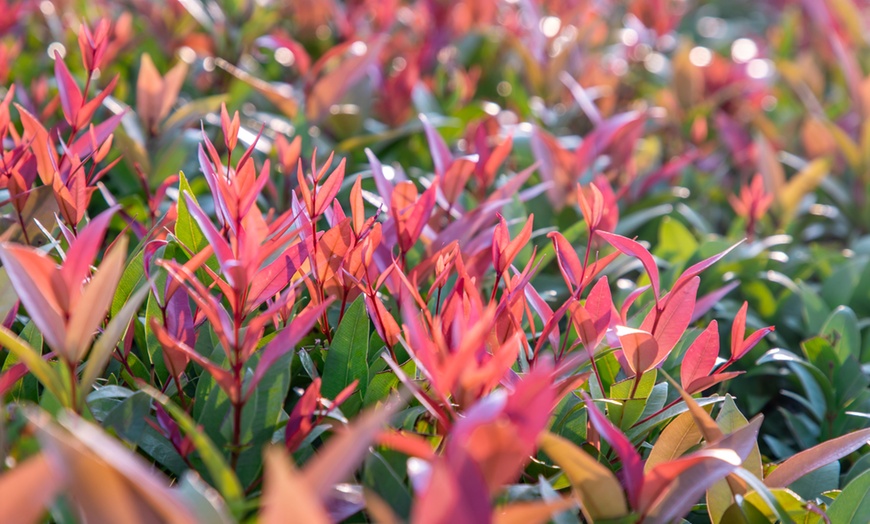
(182, 193, 237, 283)
(547, 231, 584, 291)
(60, 206, 118, 291)
(0, 245, 66, 356)
(731, 302, 748, 358)
(151, 319, 236, 402)
(583, 276, 612, 349)
(577, 182, 604, 231)
(441, 158, 476, 205)
(620, 285, 651, 324)
(392, 181, 437, 253)
(412, 449, 492, 524)
(350, 176, 365, 234)
(54, 52, 83, 126)
(314, 158, 346, 217)
(763, 426, 870, 489)
(493, 214, 533, 274)
(247, 242, 308, 313)
(691, 281, 739, 323)
(616, 326, 661, 376)
(680, 321, 719, 390)
(285, 378, 321, 453)
(77, 74, 119, 128)
(734, 326, 775, 362)
(671, 241, 742, 297)
(685, 371, 743, 395)
(581, 391, 644, 508)
(15, 104, 57, 184)
(640, 276, 699, 355)
(597, 231, 660, 300)
(638, 417, 762, 522)
(729, 300, 775, 363)
(377, 430, 436, 460)
(421, 113, 453, 177)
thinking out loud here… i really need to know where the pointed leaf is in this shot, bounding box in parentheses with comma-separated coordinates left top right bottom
(763, 427, 870, 488)
(260, 447, 330, 524)
(538, 431, 628, 521)
(0, 454, 62, 524)
(597, 231, 660, 300)
(680, 321, 719, 390)
(581, 392, 644, 508)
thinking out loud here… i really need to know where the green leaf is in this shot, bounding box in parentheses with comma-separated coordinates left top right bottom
(817, 469, 870, 523)
(103, 390, 151, 440)
(162, 95, 228, 132)
(656, 217, 698, 265)
(645, 410, 703, 473)
(538, 431, 629, 522)
(717, 396, 763, 478)
(609, 370, 657, 429)
(1, 322, 42, 402)
(363, 450, 412, 519)
(788, 461, 839, 501)
(0, 325, 67, 406)
(80, 284, 151, 403)
(176, 171, 208, 253)
(732, 468, 797, 524)
(140, 384, 245, 515)
(322, 296, 369, 416)
(235, 346, 293, 486)
(628, 396, 725, 441)
(143, 291, 170, 384)
(820, 306, 861, 362)
(798, 282, 831, 335)
(110, 249, 145, 317)
(707, 396, 764, 524)
(176, 472, 234, 524)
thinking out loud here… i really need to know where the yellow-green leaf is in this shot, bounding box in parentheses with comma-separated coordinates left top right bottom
(538, 431, 629, 521)
(645, 410, 704, 473)
(778, 158, 830, 220)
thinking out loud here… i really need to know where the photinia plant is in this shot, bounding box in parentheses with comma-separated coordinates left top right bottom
(0, 2, 869, 524)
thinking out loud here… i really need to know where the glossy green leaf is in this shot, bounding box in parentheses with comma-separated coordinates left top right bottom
(322, 296, 369, 416)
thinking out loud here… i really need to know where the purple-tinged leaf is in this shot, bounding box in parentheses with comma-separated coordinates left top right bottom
(581, 391, 644, 508)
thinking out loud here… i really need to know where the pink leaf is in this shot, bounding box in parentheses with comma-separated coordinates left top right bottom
(731, 302, 748, 359)
(597, 231, 660, 301)
(691, 281, 739, 323)
(584, 276, 612, 348)
(581, 391, 645, 508)
(412, 449, 492, 524)
(640, 276, 699, 356)
(671, 241, 742, 297)
(620, 285, 651, 324)
(420, 114, 453, 177)
(54, 52, 83, 126)
(616, 326, 661, 376)
(685, 371, 743, 395)
(314, 158, 346, 217)
(0, 245, 66, 356)
(60, 206, 119, 290)
(680, 321, 719, 390)
(547, 232, 584, 291)
(151, 319, 236, 402)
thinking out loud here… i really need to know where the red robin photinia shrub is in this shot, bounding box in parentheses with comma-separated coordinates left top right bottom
(2, 3, 870, 523)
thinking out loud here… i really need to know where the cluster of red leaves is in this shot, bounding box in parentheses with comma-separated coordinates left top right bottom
(0, 11, 793, 524)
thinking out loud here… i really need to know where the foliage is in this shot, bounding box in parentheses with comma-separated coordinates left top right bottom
(1, 1, 870, 523)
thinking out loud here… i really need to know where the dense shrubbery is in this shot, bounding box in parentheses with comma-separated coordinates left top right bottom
(2, 1, 870, 522)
